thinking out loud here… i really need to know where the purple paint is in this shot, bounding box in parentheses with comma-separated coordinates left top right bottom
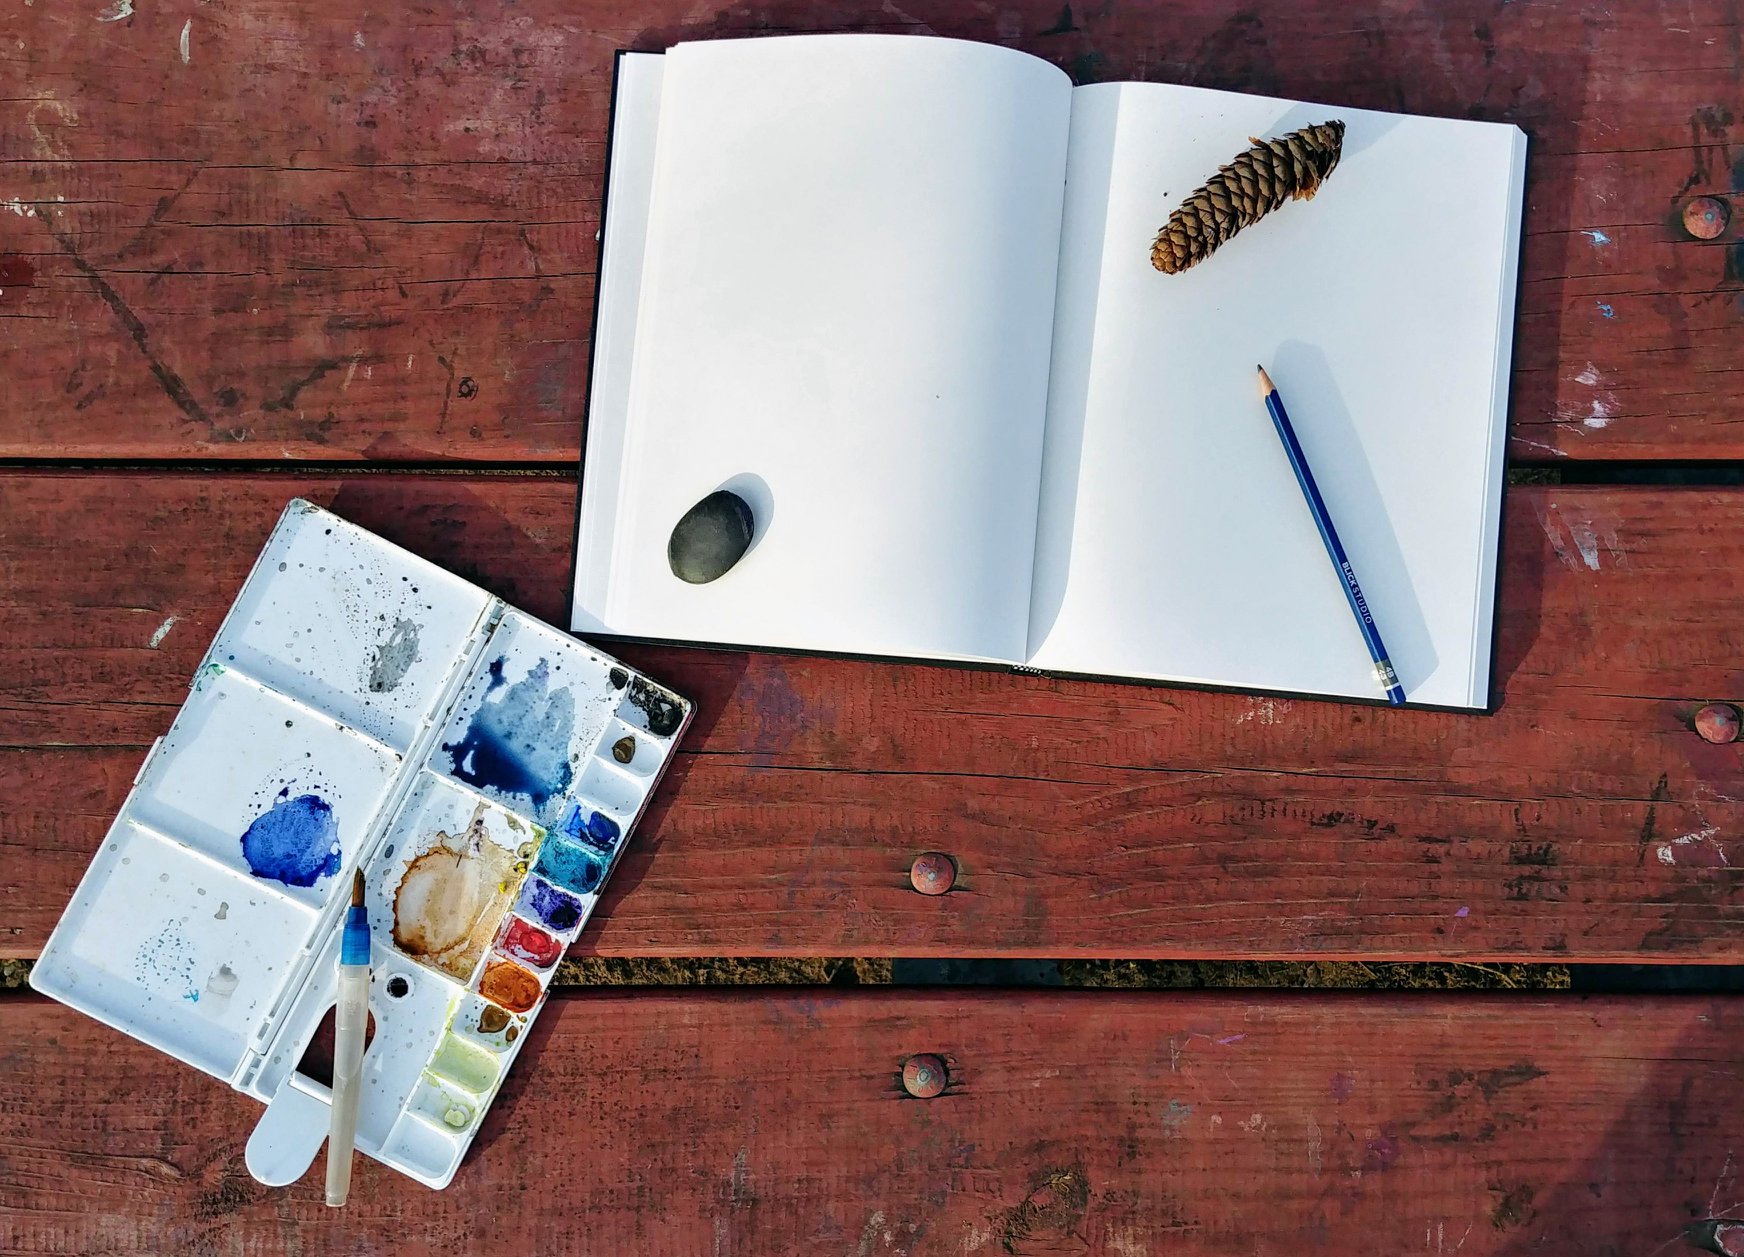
(515, 876, 584, 934)
(1330, 1071, 1357, 1101)
(1216, 1033, 1246, 1046)
(1455, 905, 1470, 918)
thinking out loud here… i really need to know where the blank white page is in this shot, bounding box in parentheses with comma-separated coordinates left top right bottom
(585, 35, 1071, 662)
(1028, 82, 1525, 707)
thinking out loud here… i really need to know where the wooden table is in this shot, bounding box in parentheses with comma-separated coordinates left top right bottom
(4, 1, 1743, 1252)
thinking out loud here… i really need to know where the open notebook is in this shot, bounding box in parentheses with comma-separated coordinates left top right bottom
(572, 35, 1527, 710)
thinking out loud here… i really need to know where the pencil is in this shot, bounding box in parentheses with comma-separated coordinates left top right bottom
(325, 868, 370, 1206)
(1256, 366, 1407, 706)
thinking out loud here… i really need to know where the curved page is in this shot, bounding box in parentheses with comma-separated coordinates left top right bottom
(1028, 83, 1524, 707)
(590, 35, 1071, 663)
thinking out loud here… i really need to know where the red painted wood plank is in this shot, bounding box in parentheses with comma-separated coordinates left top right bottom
(3, 472, 1742, 962)
(2, 0, 1742, 461)
(2, 990, 1741, 1255)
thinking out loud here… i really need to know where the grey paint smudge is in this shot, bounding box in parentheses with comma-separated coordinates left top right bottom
(367, 618, 422, 693)
(205, 964, 240, 1001)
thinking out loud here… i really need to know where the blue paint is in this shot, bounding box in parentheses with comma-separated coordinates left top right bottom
(240, 790, 341, 887)
(1581, 229, 1612, 246)
(531, 838, 604, 896)
(441, 657, 575, 817)
(556, 802, 621, 854)
(1596, 301, 1615, 318)
(135, 920, 199, 1003)
(516, 876, 584, 933)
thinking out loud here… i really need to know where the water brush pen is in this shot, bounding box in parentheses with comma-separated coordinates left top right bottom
(325, 868, 370, 1207)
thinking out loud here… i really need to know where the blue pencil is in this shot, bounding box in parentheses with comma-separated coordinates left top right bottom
(1257, 366, 1406, 706)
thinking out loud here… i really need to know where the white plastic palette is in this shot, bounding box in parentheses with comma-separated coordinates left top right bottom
(31, 499, 692, 1189)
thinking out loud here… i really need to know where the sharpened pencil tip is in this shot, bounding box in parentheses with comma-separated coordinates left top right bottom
(1256, 365, 1275, 397)
(351, 868, 365, 907)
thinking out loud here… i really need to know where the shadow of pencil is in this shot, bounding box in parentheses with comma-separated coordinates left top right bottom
(1271, 339, 1439, 694)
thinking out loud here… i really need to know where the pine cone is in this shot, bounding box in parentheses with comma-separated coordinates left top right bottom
(1150, 120, 1346, 275)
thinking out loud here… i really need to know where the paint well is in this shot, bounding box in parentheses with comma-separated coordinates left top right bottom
(477, 959, 542, 1013)
(499, 917, 562, 969)
(557, 801, 620, 853)
(514, 877, 584, 935)
(428, 1033, 499, 1094)
(530, 837, 604, 896)
(239, 791, 341, 888)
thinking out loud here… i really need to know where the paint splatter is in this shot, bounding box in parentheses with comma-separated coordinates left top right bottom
(499, 917, 562, 969)
(1216, 1033, 1246, 1046)
(441, 657, 576, 814)
(148, 615, 177, 648)
(1455, 905, 1470, 918)
(391, 803, 520, 981)
(478, 959, 543, 1013)
(240, 791, 340, 887)
(135, 920, 199, 1003)
(1161, 1098, 1193, 1134)
(96, 0, 132, 20)
(1582, 229, 1612, 245)
(531, 837, 604, 896)
(366, 617, 421, 693)
(514, 877, 583, 933)
(1330, 1071, 1357, 1101)
(1596, 301, 1615, 318)
(178, 18, 190, 63)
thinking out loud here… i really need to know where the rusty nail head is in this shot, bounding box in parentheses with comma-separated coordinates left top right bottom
(902, 1054, 947, 1098)
(1683, 196, 1730, 240)
(1695, 702, 1741, 744)
(910, 852, 956, 895)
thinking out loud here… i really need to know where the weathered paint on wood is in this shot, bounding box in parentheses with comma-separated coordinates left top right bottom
(1, 990, 1740, 1255)
(2, 0, 1742, 461)
(4, 474, 1741, 962)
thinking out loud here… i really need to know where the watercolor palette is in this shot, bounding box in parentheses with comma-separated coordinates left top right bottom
(31, 499, 692, 1190)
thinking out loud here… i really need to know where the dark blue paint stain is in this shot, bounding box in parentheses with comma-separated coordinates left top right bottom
(556, 802, 621, 854)
(516, 876, 584, 933)
(240, 790, 341, 887)
(441, 656, 576, 815)
(531, 838, 604, 896)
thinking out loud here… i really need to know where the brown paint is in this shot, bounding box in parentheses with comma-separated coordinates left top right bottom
(477, 959, 541, 1013)
(391, 803, 519, 981)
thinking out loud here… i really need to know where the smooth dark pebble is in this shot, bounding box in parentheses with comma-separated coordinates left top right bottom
(668, 490, 754, 584)
(612, 735, 636, 764)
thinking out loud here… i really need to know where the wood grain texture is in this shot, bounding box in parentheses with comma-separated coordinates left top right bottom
(2, 0, 1742, 461)
(5, 472, 1742, 962)
(2, 990, 1742, 1255)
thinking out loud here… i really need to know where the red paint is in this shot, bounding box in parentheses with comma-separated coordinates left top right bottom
(500, 917, 562, 969)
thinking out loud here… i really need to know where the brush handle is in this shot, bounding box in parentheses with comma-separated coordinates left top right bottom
(324, 965, 369, 1207)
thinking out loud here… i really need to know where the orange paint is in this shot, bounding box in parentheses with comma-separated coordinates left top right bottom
(478, 959, 542, 1013)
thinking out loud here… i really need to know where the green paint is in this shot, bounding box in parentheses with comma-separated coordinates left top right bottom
(428, 1033, 498, 1094)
